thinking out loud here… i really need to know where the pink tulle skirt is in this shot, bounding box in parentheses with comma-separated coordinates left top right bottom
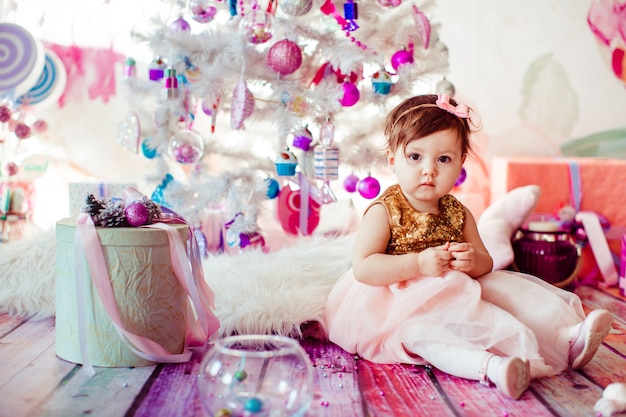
(324, 269, 586, 378)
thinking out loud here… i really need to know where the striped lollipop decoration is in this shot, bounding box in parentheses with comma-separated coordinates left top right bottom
(0, 23, 45, 97)
(16, 48, 67, 108)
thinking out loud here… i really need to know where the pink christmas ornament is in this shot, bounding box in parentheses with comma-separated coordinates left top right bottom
(125, 202, 149, 227)
(168, 129, 205, 164)
(33, 119, 48, 133)
(0, 105, 11, 123)
(267, 39, 303, 75)
(230, 78, 255, 130)
(14, 122, 31, 139)
(277, 183, 321, 235)
(339, 82, 360, 106)
(170, 16, 191, 32)
(357, 175, 381, 199)
(343, 174, 359, 193)
(242, 9, 274, 44)
(4, 161, 19, 176)
(188, 0, 218, 23)
(376, 0, 402, 7)
(391, 49, 414, 71)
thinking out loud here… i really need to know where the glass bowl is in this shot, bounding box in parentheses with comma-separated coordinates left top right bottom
(197, 335, 314, 417)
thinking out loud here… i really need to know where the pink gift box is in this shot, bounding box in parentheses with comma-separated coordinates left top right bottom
(491, 157, 626, 284)
(491, 157, 626, 228)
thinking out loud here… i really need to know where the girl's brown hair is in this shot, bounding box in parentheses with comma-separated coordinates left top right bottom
(383, 94, 475, 156)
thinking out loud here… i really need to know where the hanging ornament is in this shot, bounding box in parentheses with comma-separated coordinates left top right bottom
(611, 42, 626, 84)
(436, 77, 456, 97)
(163, 67, 179, 99)
(118, 111, 140, 153)
(224, 213, 266, 251)
(376, 0, 401, 7)
(14, 122, 31, 139)
(141, 138, 158, 159)
(3, 161, 19, 177)
(371, 68, 393, 95)
(343, 173, 359, 193)
(454, 167, 467, 187)
(168, 129, 205, 164)
(412, 5, 431, 49)
(241, 6, 274, 44)
(267, 39, 302, 75)
(264, 177, 280, 199)
(357, 175, 381, 199)
(148, 56, 167, 81)
(188, 0, 219, 23)
(202, 97, 220, 133)
(230, 78, 255, 130)
(277, 182, 321, 235)
(0, 105, 11, 123)
(170, 16, 191, 32)
(314, 117, 339, 204)
(343, 0, 359, 32)
(123, 57, 136, 78)
(279, 0, 313, 16)
(291, 125, 313, 151)
(274, 147, 298, 176)
(391, 48, 414, 71)
(339, 82, 360, 107)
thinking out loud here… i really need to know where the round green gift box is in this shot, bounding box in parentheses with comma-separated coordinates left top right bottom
(55, 218, 190, 367)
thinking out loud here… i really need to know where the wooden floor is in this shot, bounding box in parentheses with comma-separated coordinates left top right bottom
(1, 284, 625, 417)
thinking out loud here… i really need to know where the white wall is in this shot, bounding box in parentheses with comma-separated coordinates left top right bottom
(437, 0, 626, 155)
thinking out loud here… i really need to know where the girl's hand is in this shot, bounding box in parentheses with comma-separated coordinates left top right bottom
(447, 242, 478, 273)
(418, 242, 453, 277)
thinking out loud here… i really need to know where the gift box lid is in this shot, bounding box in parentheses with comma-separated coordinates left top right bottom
(56, 218, 188, 246)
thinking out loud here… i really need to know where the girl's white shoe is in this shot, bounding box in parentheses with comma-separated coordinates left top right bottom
(480, 354, 531, 400)
(569, 308, 613, 369)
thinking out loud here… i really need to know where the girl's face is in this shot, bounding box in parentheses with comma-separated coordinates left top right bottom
(387, 128, 465, 213)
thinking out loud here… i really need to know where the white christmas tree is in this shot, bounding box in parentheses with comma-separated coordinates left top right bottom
(120, 0, 453, 251)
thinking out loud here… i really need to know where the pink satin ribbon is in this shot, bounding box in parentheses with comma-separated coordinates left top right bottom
(576, 211, 618, 287)
(74, 213, 220, 374)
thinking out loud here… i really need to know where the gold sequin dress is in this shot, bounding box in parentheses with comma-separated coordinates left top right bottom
(324, 185, 586, 378)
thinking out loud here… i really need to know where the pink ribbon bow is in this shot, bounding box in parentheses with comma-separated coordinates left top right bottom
(436, 94, 469, 118)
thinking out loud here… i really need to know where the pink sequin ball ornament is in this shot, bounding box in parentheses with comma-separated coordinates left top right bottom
(357, 175, 381, 199)
(339, 82, 360, 107)
(343, 174, 359, 193)
(168, 130, 205, 164)
(14, 122, 31, 139)
(391, 49, 414, 71)
(267, 39, 302, 75)
(125, 202, 150, 227)
(0, 105, 11, 123)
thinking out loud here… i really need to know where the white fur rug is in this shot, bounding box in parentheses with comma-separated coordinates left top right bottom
(0, 229, 354, 337)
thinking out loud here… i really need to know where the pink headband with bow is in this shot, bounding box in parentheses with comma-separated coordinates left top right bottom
(436, 94, 469, 118)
